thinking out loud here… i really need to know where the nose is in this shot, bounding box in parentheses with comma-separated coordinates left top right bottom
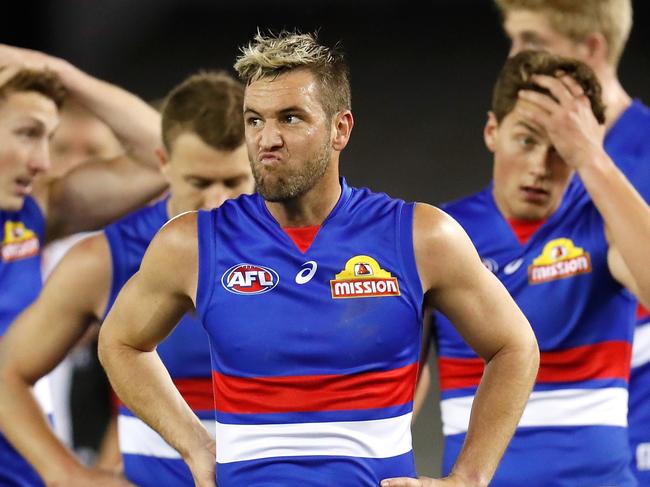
(258, 120, 283, 152)
(28, 140, 52, 175)
(203, 185, 230, 210)
(527, 148, 551, 179)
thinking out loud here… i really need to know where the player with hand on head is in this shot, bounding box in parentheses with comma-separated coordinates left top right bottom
(0, 71, 253, 487)
(418, 50, 650, 487)
(493, 4, 650, 478)
(0, 43, 167, 486)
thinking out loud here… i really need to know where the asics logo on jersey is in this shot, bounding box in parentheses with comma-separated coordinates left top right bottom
(222, 263, 279, 295)
(504, 258, 524, 275)
(295, 261, 317, 285)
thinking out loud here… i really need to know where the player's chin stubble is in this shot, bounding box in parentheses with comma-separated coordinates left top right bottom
(253, 142, 331, 202)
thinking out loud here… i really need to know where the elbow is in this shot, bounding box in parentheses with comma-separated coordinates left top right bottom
(492, 322, 540, 384)
(96, 326, 114, 371)
(520, 326, 540, 382)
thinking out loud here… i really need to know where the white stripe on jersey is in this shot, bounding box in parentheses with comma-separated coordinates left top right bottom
(442, 387, 628, 435)
(216, 412, 413, 464)
(118, 415, 215, 458)
(632, 321, 650, 368)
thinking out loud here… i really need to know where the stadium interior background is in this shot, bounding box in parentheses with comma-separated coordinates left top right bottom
(5, 0, 649, 477)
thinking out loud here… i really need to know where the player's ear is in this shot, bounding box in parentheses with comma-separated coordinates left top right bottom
(331, 110, 354, 151)
(582, 31, 608, 68)
(484, 111, 498, 153)
(156, 148, 172, 179)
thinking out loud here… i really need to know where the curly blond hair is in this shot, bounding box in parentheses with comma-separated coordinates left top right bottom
(234, 31, 351, 119)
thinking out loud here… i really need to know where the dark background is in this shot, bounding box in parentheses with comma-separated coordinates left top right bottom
(5, 0, 649, 477)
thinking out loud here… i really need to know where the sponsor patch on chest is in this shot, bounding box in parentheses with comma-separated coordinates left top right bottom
(528, 238, 592, 284)
(221, 263, 280, 295)
(330, 255, 400, 299)
(1, 221, 39, 262)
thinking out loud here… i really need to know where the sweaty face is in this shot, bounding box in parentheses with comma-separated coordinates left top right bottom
(163, 131, 254, 215)
(49, 109, 122, 177)
(0, 91, 59, 212)
(503, 10, 587, 61)
(486, 102, 573, 221)
(243, 70, 334, 202)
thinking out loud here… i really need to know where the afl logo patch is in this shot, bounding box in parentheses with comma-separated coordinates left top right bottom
(221, 263, 280, 295)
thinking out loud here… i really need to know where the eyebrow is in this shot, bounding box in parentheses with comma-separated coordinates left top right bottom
(514, 121, 543, 136)
(243, 106, 308, 116)
(519, 31, 545, 44)
(18, 117, 46, 127)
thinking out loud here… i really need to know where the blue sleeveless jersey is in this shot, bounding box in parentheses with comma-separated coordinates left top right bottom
(601, 99, 650, 484)
(196, 179, 423, 486)
(0, 196, 46, 486)
(435, 183, 637, 486)
(104, 198, 213, 487)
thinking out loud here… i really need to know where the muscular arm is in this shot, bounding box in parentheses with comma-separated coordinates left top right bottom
(581, 161, 650, 304)
(384, 204, 539, 487)
(0, 44, 167, 239)
(0, 234, 128, 486)
(98, 213, 215, 487)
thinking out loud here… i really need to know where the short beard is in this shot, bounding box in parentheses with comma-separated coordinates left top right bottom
(253, 139, 331, 202)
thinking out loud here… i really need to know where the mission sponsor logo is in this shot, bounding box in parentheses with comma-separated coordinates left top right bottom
(330, 255, 400, 299)
(1, 221, 39, 262)
(221, 263, 279, 295)
(528, 238, 591, 285)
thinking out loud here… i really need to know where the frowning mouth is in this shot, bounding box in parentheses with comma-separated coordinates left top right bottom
(520, 185, 549, 202)
(14, 177, 33, 196)
(258, 152, 282, 165)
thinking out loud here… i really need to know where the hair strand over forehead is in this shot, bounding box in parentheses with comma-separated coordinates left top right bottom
(492, 50, 606, 124)
(234, 30, 351, 119)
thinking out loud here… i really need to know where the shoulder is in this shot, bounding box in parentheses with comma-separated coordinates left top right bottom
(412, 202, 483, 293)
(413, 203, 468, 250)
(50, 233, 112, 283)
(131, 211, 199, 299)
(154, 210, 198, 252)
(141, 210, 199, 275)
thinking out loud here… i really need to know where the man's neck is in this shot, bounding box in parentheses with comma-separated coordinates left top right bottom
(265, 169, 342, 227)
(598, 68, 632, 131)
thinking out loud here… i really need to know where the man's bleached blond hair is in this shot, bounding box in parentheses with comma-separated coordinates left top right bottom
(234, 31, 351, 120)
(495, 0, 632, 67)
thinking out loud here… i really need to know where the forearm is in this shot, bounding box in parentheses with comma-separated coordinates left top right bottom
(44, 58, 160, 166)
(578, 154, 650, 299)
(450, 344, 538, 486)
(98, 340, 212, 461)
(0, 372, 82, 484)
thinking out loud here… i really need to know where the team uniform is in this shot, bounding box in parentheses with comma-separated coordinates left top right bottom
(195, 179, 423, 486)
(103, 198, 214, 486)
(631, 306, 650, 481)
(0, 196, 49, 487)
(602, 99, 650, 483)
(435, 181, 637, 486)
